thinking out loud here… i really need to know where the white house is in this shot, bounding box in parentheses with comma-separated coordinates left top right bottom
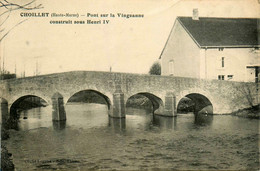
(159, 16, 260, 82)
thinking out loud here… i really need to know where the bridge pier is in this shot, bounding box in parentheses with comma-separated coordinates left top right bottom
(155, 93, 177, 117)
(52, 93, 66, 121)
(110, 84, 125, 118)
(0, 98, 9, 128)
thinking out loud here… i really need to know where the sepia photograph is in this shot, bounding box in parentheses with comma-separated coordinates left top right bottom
(0, 0, 259, 170)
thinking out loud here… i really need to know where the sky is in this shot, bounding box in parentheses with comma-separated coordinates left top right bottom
(1, 0, 260, 77)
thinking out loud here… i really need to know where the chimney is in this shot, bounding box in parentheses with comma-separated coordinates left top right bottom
(192, 8, 199, 20)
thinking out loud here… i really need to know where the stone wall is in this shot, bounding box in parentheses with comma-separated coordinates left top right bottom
(0, 71, 258, 119)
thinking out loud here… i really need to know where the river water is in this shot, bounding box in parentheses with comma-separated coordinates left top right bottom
(3, 103, 259, 170)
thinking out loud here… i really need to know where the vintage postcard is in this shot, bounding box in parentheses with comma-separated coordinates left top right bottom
(0, 0, 259, 170)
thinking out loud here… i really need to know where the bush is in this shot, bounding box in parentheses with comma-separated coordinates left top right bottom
(149, 62, 161, 75)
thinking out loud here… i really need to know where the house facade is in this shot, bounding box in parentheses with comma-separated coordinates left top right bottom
(159, 17, 260, 82)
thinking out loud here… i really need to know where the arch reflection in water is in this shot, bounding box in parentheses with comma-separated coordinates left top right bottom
(194, 113, 213, 126)
(108, 117, 126, 132)
(153, 115, 177, 130)
(53, 121, 66, 130)
(15, 106, 52, 131)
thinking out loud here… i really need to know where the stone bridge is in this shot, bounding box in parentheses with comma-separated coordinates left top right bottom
(0, 71, 258, 122)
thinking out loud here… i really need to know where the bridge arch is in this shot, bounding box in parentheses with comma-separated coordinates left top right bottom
(126, 92, 164, 111)
(177, 91, 213, 114)
(66, 89, 112, 109)
(9, 95, 49, 119)
(9, 92, 52, 108)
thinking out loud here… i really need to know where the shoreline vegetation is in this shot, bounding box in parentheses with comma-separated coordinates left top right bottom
(1, 144, 15, 171)
(17, 98, 46, 111)
(126, 95, 152, 110)
(231, 105, 259, 119)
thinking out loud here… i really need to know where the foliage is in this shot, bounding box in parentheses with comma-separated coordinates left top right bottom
(149, 61, 161, 75)
(0, 71, 16, 80)
(1, 144, 14, 170)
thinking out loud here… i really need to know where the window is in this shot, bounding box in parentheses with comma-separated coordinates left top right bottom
(169, 60, 174, 75)
(221, 57, 225, 68)
(218, 75, 225, 80)
(227, 75, 233, 80)
(217, 56, 226, 69)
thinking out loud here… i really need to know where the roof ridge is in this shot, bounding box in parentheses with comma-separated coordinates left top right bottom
(177, 16, 260, 19)
(177, 17, 202, 48)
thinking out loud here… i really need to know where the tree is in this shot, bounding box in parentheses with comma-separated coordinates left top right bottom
(149, 61, 161, 75)
(0, 0, 43, 42)
(236, 83, 257, 108)
(0, 0, 43, 77)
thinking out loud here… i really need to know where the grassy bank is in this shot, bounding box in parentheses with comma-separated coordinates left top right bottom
(231, 105, 259, 119)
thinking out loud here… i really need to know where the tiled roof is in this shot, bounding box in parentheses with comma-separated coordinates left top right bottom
(178, 17, 260, 47)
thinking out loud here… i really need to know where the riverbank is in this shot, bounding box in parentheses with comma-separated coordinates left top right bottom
(231, 105, 259, 119)
(1, 123, 15, 170)
(1, 144, 15, 171)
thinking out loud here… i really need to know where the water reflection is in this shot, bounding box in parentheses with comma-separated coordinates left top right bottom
(65, 103, 108, 129)
(153, 115, 177, 130)
(9, 105, 214, 132)
(53, 121, 66, 130)
(7, 118, 19, 130)
(194, 113, 213, 126)
(126, 112, 153, 131)
(108, 117, 126, 132)
(17, 107, 52, 130)
(4, 104, 259, 170)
